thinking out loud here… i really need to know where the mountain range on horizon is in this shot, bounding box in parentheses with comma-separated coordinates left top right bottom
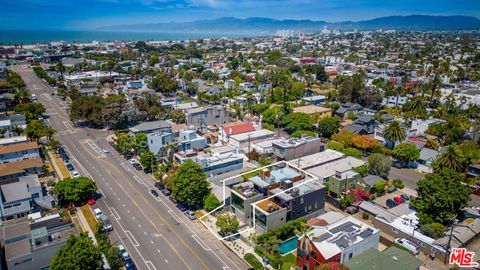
(97, 15, 480, 33)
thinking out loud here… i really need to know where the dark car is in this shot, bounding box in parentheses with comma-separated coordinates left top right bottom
(150, 189, 159, 197)
(386, 199, 398, 208)
(176, 203, 187, 212)
(345, 206, 359, 214)
(124, 258, 137, 270)
(169, 196, 178, 204)
(154, 182, 165, 190)
(133, 163, 143, 170)
(400, 194, 410, 201)
(161, 189, 171, 196)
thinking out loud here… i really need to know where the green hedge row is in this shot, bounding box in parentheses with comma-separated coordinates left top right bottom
(244, 253, 263, 270)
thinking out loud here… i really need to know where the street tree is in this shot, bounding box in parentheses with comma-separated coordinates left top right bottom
(15, 102, 45, 120)
(116, 134, 134, 154)
(24, 120, 45, 141)
(134, 133, 148, 153)
(172, 160, 209, 206)
(140, 151, 158, 172)
(216, 213, 239, 235)
(393, 143, 420, 165)
(55, 177, 97, 205)
(368, 153, 392, 179)
(411, 169, 471, 225)
(50, 234, 101, 270)
(317, 117, 340, 138)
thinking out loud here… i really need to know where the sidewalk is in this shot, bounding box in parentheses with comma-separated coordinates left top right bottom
(76, 206, 98, 244)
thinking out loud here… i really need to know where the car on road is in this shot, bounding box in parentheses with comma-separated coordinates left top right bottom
(150, 189, 159, 197)
(93, 208, 103, 220)
(128, 159, 139, 165)
(124, 258, 137, 270)
(102, 148, 109, 153)
(118, 244, 130, 261)
(386, 199, 398, 208)
(184, 210, 196, 220)
(161, 189, 171, 196)
(154, 182, 165, 190)
(72, 171, 80, 178)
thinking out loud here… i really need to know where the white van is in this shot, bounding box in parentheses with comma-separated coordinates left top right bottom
(395, 238, 420, 255)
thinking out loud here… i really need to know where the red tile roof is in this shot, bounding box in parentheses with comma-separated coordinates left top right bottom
(222, 122, 255, 136)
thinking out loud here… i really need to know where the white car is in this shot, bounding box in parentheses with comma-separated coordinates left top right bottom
(102, 148, 109, 153)
(72, 171, 80, 178)
(118, 244, 130, 261)
(93, 208, 103, 220)
(128, 159, 139, 165)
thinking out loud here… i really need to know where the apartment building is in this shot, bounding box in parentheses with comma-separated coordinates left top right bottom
(0, 141, 40, 164)
(272, 136, 324, 161)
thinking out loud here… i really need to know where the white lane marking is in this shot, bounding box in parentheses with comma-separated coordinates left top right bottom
(133, 175, 145, 185)
(125, 231, 139, 247)
(145, 261, 157, 270)
(85, 139, 106, 158)
(168, 210, 183, 223)
(109, 207, 121, 220)
(165, 259, 168, 264)
(192, 234, 211, 251)
(138, 224, 141, 228)
(157, 249, 161, 253)
(144, 231, 147, 235)
(121, 163, 131, 172)
(132, 216, 136, 220)
(150, 240, 154, 244)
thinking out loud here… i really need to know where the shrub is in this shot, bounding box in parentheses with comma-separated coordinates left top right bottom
(339, 194, 355, 209)
(203, 193, 221, 212)
(421, 222, 445, 239)
(244, 253, 263, 270)
(373, 180, 387, 194)
(353, 165, 368, 177)
(256, 218, 307, 243)
(392, 178, 404, 189)
(327, 141, 344, 152)
(362, 212, 369, 220)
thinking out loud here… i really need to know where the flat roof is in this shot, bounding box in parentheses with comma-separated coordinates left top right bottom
(307, 156, 365, 180)
(290, 149, 344, 170)
(5, 239, 31, 260)
(230, 129, 275, 142)
(292, 105, 331, 114)
(0, 136, 28, 146)
(1, 182, 30, 202)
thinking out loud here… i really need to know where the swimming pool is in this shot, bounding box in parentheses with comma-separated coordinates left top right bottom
(278, 236, 298, 255)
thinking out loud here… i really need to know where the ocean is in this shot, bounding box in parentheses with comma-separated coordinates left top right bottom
(0, 30, 255, 44)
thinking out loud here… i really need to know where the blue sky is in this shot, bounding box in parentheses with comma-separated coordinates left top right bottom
(1, 0, 479, 30)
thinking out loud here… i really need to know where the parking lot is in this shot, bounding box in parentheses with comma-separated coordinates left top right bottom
(373, 189, 414, 209)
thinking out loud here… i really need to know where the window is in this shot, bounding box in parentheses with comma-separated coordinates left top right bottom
(392, 227, 398, 233)
(349, 253, 353, 259)
(300, 197, 304, 204)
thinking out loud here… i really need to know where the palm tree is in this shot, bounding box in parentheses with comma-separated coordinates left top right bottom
(383, 120, 406, 148)
(56, 62, 65, 81)
(433, 144, 466, 173)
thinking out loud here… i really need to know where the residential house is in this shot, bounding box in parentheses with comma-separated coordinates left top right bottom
(344, 115, 376, 135)
(335, 103, 363, 118)
(417, 148, 439, 173)
(361, 175, 384, 193)
(128, 120, 172, 135)
(324, 169, 362, 198)
(296, 215, 380, 268)
(0, 158, 44, 183)
(344, 246, 422, 270)
(301, 95, 326, 105)
(175, 146, 244, 176)
(305, 155, 366, 182)
(382, 96, 408, 107)
(230, 164, 326, 233)
(219, 122, 256, 143)
(0, 93, 16, 112)
(3, 213, 78, 270)
(186, 105, 228, 129)
(0, 141, 40, 164)
(272, 136, 324, 161)
(292, 105, 332, 122)
(410, 118, 445, 136)
(229, 129, 276, 149)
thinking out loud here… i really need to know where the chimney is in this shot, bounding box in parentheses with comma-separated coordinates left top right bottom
(261, 168, 270, 180)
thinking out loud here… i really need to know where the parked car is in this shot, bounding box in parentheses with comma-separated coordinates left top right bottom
(118, 244, 130, 261)
(387, 186, 397, 193)
(150, 189, 159, 197)
(184, 210, 196, 220)
(102, 148, 109, 153)
(386, 199, 398, 208)
(133, 163, 143, 170)
(87, 199, 96, 205)
(72, 171, 80, 178)
(93, 208, 103, 220)
(395, 238, 420, 255)
(472, 187, 480, 196)
(400, 194, 410, 201)
(128, 159, 139, 165)
(177, 203, 187, 212)
(169, 196, 178, 204)
(154, 182, 165, 190)
(64, 160, 74, 171)
(124, 258, 137, 270)
(161, 189, 171, 196)
(393, 197, 404, 204)
(345, 206, 359, 214)
(100, 215, 113, 231)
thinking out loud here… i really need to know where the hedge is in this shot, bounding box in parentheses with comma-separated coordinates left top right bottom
(244, 253, 263, 270)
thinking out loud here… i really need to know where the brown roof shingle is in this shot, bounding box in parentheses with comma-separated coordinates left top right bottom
(0, 141, 39, 155)
(0, 158, 43, 177)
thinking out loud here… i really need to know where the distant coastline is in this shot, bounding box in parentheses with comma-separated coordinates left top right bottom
(0, 30, 258, 44)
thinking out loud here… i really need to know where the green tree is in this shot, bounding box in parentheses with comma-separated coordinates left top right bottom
(134, 133, 148, 153)
(331, 130, 356, 147)
(290, 130, 317, 138)
(15, 102, 46, 120)
(368, 153, 392, 179)
(203, 193, 221, 212)
(148, 53, 160, 66)
(384, 120, 407, 148)
(393, 143, 420, 164)
(339, 194, 355, 209)
(411, 169, 471, 225)
(24, 120, 45, 141)
(421, 222, 445, 239)
(317, 117, 340, 138)
(50, 234, 101, 270)
(280, 112, 313, 133)
(261, 106, 284, 126)
(432, 144, 467, 173)
(116, 134, 134, 154)
(373, 180, 387, 194)
(172, 160, 209, 206)
(140, 151, 157, 172)
(216, 213, 239, 235)
(149, 72, 178, 95)
(55, 177, 97, 205)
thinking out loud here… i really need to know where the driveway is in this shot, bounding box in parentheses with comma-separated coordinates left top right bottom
(388, 167, 425, 190)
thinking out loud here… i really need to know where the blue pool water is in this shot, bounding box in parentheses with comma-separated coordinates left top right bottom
(278, 236, 298, 255)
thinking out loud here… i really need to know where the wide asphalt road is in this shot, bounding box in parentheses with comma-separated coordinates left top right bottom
(11, 65, 249, 270)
